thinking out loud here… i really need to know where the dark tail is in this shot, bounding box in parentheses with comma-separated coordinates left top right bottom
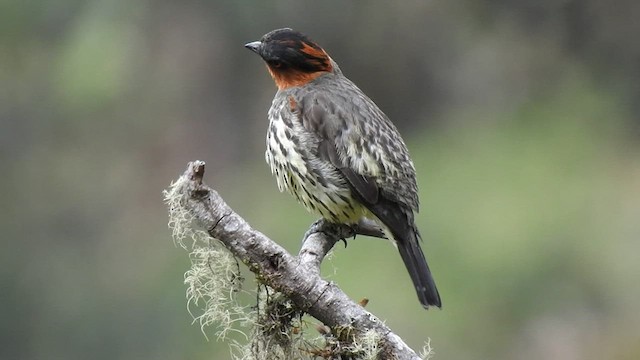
(396, 228, 441, 309)
(368, 200, 441, 309)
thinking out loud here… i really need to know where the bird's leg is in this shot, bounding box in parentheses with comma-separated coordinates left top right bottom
(302, 218, 386, 248)
(302, 218, 330, 244)
(302, 219, 352, 248)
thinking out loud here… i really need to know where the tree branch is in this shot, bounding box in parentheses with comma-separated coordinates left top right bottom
(169, 161, 424, 359)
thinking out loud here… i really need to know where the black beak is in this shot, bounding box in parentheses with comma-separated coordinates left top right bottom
(244, 41, 262, 54)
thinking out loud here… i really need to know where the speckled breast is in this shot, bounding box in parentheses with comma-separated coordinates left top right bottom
(265, 99, 366, 224)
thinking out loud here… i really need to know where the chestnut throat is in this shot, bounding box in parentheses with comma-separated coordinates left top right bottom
(267, 66, 330, 90)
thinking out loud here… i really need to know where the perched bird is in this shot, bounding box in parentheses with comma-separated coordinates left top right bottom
(245, 28, 441, 309)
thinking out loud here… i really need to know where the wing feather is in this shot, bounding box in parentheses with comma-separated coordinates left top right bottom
(298, 83, 418, 211)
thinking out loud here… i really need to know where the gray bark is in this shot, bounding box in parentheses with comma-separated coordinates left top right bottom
(170, 161, 424, 359)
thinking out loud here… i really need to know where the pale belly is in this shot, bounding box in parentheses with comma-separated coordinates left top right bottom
(265, 110, 366, 224)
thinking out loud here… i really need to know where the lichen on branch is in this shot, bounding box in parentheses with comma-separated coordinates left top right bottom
(163, 161, 427, 360)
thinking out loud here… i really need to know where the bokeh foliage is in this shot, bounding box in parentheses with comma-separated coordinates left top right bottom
(2, 1, 639, 359)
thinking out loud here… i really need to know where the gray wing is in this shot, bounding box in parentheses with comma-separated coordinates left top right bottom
(295, 82, 441, 308)
(297, 81, 420, 212)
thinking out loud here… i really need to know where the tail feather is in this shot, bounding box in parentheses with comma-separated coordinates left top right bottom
(396, 229, 441, 308)
(367, 199, 441, 309)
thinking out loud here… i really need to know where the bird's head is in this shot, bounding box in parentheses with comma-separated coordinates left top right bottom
(245, 28, 334, 90)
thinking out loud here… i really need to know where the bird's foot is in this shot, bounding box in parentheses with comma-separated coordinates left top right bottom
(302, 219, 328, 243)
(302, 219, 354, 248)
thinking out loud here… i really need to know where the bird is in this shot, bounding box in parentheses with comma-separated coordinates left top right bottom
(245, 28, 441, 309)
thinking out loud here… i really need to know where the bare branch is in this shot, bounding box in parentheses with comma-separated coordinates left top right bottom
(168, 161, 424, 359)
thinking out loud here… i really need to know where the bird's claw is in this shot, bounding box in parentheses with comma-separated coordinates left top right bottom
(302, 219, 328, 244)
(303, 220, 360, 248)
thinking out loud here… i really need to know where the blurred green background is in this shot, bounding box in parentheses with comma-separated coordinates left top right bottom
(2, 1, 640, 359)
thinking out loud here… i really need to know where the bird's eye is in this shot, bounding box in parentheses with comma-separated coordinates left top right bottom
(269, 60, 283, 68)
